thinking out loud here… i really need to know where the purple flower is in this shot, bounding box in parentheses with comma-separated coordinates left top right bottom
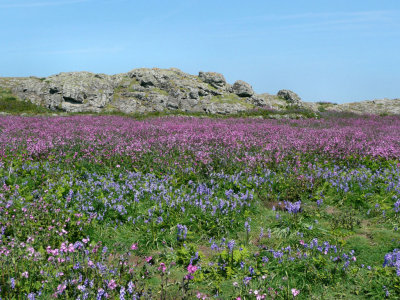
(243, 277, 252, 285)
(245, 221, 251, 233)
(227, 240, 235, 252)
(394, 200, 400, 213)
(249, 266, 255, 275)
(27, 293, 36, 300)
(262, 256, 269, 263)
(210, 242, 219, 251)
(383, 249, 400, 276)
(177, 224, 188, 241)
(284, 201, 301, 214)
(97, 288, 105, 300)
(120, 286, 126, 300)
(10, 278, 15, 289)
(127, 281, 135, 294)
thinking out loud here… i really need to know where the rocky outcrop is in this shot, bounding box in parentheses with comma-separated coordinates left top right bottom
(305, 98, 400, 115)
(277, 89, 301, 105)
(198, 71, 227, 89)
(0, 68, 308, 114)
(1, 68, 398, 116)
(232, 80, 254, 97)
(1, 72, 116, 113)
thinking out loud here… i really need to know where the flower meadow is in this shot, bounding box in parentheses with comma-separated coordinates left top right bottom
(1, 115, 400, 299)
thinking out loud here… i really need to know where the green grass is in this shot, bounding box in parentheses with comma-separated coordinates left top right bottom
(210, 94, 254, 109)
(92, 105, 319, 120)
(150, 87, 169, 96)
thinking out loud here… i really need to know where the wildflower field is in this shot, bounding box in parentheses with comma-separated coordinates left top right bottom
(1, 115, 400, 299)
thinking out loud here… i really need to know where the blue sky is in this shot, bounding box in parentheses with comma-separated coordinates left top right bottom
(0, 0, 399, 103)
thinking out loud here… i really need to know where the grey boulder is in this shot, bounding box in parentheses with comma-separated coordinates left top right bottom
(277, 89, 301, 104)
(232, 80, 254, 97)
(198, 71, 227, 89)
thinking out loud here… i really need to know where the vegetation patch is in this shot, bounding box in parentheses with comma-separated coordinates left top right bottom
(1, 116, 400, 298)
(0, 88, 51, 114)
(150, 87, 169, 96)
(210, 94, 254, 109)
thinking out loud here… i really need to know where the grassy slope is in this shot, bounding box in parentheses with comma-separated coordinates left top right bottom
(0, 88, 51, 114)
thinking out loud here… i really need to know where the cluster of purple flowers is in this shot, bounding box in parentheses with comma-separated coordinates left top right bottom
(383, 249, 400, 276)
(284, 201, 301, 214)
(177, 224, 188, 241)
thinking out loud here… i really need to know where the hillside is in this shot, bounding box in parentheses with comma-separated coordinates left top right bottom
(0, 68, 398, 116)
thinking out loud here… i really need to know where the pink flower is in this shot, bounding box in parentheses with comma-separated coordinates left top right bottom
(299, 240, 305, 245)
(130, 243, 138, 250)
(187, 264, 198, 274)
(108, 279, 117, 290)
(196, 292, 208, 299)
(27, 247, 35, 256)
(291, 288, 300, 297)
(158, 263, 166, 273)
(145, 256, 152, 263)
(68, 243, 75, 253)
(56, 284, 66, 295)
(352, 256, 357, 261)
(21, 271, 29, 278)
(60, 242, 68, 253)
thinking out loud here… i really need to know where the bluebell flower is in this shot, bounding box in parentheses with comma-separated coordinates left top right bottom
(243, 276, 252, 285)
(262, 256, 269, 263)
(249, 266, 255, 275)
(244, 221, 251, 233)
(227, 240, 235, 253)
(284, 201, 301, 214)
(120, 286, 126, 300)
(127, 281, 134, 294)
(27, 293, 36, 300)
(177, 224, 188, 241)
